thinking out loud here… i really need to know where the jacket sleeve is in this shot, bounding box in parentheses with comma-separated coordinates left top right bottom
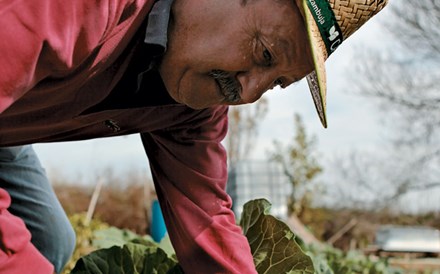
(0, 0, 131, 113)
(0, 188, 54, 273)
(141, 106, 257, 274)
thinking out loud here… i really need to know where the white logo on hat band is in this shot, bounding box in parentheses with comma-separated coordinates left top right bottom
(306, 0, 343, 55)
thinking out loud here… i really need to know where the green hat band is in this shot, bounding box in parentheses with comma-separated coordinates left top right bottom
(305, 0, 344, 56)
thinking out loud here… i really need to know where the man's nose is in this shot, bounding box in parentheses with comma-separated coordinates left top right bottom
(236, 70, 278, 103)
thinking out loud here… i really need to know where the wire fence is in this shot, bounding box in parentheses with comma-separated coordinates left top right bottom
(227, 160, 291, 220)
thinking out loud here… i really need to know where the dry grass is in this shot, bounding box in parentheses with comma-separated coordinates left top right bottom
(54, 179, 156, 235)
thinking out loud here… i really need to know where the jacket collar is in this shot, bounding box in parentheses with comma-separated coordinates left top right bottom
(144, 0, 174, 54)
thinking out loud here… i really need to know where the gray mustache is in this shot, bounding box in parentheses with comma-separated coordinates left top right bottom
(209, 70, 241, 103)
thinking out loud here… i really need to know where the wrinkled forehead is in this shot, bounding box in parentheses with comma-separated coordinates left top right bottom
(255, 0, 307, 35)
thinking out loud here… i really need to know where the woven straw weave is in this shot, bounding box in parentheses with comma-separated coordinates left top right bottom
(330, 0, 388, 38)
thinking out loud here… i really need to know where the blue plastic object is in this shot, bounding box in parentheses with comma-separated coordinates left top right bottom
(150, 199, 167, 242)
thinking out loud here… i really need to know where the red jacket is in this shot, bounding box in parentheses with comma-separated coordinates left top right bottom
(0, 0, 256, 273)
(0, 189, 54, 273)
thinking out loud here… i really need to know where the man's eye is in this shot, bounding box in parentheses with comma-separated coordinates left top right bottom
(263, 48, 273, 66)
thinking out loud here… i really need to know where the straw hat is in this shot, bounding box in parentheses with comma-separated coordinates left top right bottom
(297, 0, 388, 128)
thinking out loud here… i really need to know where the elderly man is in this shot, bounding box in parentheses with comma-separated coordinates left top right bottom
(0, 0, 387, 273)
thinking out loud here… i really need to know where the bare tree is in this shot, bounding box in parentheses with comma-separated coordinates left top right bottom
(226, 98, 268, 166)
(333, 0, 440, 210)
(356, 0, 440, 143)
(269, 113, 323, 216)
(326, 149, 438, 212)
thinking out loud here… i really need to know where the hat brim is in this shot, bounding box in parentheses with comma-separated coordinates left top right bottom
(300, 0, 328, 128)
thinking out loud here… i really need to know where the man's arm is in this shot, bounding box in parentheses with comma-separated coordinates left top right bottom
(141, 106, 257, 274)
(0, 0, 134, 113)
(0, 188, 54, 273)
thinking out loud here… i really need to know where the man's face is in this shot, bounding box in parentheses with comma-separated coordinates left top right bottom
(159, 0, 314, 109)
